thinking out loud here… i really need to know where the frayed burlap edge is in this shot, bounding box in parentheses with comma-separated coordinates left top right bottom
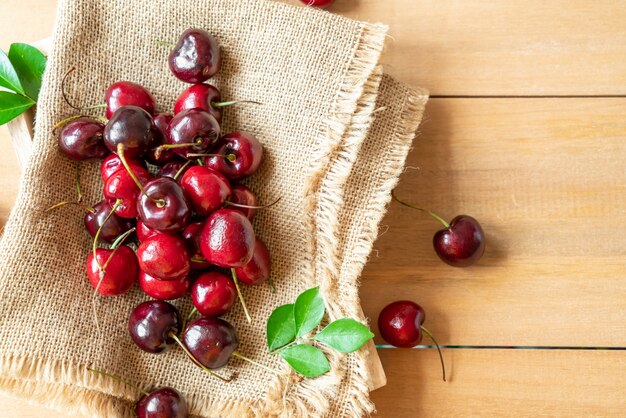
(0, 19, 390, 418)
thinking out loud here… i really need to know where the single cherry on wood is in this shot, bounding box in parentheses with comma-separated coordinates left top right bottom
(137, 234, 191, 281)
(86, 246, 138, 296)
(392, 192, 485, 267)
(190, 271, 237, 317)
(57, 117, 109, 160)
(378, 300, 446, 381)
(128, 300, 181, 353)
(204, 132, 263, 180)
(167, 28, 221, 84)
(105, 81, 156, 119)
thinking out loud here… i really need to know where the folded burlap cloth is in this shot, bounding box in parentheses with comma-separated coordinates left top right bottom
(0, 0, 427, 416)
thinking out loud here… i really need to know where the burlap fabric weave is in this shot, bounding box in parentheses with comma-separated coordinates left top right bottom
(0, 0, 427, 416)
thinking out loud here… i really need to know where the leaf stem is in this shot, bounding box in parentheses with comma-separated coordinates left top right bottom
(391, 191, 450, 229)
(231, 268, 252, 323)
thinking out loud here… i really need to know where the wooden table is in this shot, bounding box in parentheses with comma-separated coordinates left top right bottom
(1, 1, 625, 416)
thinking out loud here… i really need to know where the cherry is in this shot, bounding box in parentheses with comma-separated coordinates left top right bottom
(145, 113, 180, 165)
(166, 109, 220, 159)
(300, 0, 335, 7)
(180, 166, 231, 217)
(137, 234, 190, 281)
(137, 177, 191, 233)
(204, 132, 262, 180)
(139, 271, 189, 301)
(378, 300, 446, 381)
(137, 219, 167, 242)
(57, 117, 108, 160)
(234, 238, 270, 286)
(168, 28, 220, 83)
(136, 387, 188, 418)
(103, 164, 152, 218)
(229, 184, 258, 221)
(392, 193, 485, 267)
(174, 83, 224, 123)
(183, 317, 238, 369)
(190, 271, 236, 317)
(200, 209, 255, 268)
(182, 222, 212, 270)
(128, 300, 181, 353)
(86, 246, 138, 296)
(104, 106, 155, 158)
(101, 153, 146, 183)
(105, 81, 155, 119)
(84, 200, 135, 244)
(157, 161, 192, 181)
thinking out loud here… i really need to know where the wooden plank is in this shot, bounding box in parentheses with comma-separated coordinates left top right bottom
(361, 98, 626, 347)
(371, 348, 626, 417)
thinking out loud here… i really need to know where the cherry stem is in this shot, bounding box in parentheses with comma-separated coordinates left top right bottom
(231, 352, 285, 376)
(45, 201, 95, 214)
(187, 153, 237, 162)
(155, 40, 176, 48)
(92, 199, 122, 271)
(169, 333, 234, 382)
(110, 227, 136, 250)
(117, 144, 165, 208)
(191, 256, 208, 263)
(186, 307, 198, 324)
(52, 115, 83, 134)
(267, 277, 276, 293)
(173, 160, 193, 181)
(211, 100, 262, 108)
(75, 163, 83, 203)
(87, 368, 149, 396)
(225, 196, 282, 210)
(61, 67, 107, 112)
(420, 326, 446, 382)
(231, 268, 252, 323)
(391, 191, 450, 229)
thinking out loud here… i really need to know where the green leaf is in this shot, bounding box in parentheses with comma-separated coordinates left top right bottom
(9, 43, 46, 100)
(0, 49, 24, 94)
(294, 286, 325, 338)
(313, 318, 375, 353)
(0, 91, 34, 125)
(266, 303, 296, 351)
(279, 344, 330, 377)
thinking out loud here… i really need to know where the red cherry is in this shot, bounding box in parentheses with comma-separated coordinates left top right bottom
(200, 209, 256, 268)
(137, 219, 167, 242)
(100, 153, 146, 183)
(137, 177, 191, 233)
(57, 117, 108, 160)
(168, 28, 220, 84)
(229, 184, 258, 221)
(167, 109, 220, 159)
(103, 165, 152, 218)
(433, 215, 485, 267)
(136, 387, 187, 418)
(137, 234, 190, 281)
(182, 317, 238, 369)
(174, 83, 223, 123)
(105, 81, 155, 119)
(190, 271, 236, 317)
(157, 161, 192, 181)
(204, 132, 262, 180)
(182, 222, 212, 270)
(234, 238, 270, 285)
(180, 166, 232, 217)
(299, 0, 335, 7)
(86, 246, 138, 296)
(103, 106, 155, 158)
(378, 301, 425, 348)
(84, 200, 135, 244)
(139, 271, 190, 301)
(145, 113, 180, 165)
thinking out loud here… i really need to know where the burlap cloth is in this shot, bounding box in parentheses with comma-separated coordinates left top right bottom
(0, 0, 427, 416)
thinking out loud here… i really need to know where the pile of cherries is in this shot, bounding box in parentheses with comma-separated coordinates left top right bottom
(56, 28, 278, 417)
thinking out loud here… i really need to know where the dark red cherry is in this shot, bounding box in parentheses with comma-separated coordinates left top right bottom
(104, 105, 155, 158)
(229, 184, 258, 221)
(190, 272, 236, 317)
(234, 238, 270, 286)
(167, 109, 220, 159)
(84, 200, 135, 244)
(105, 81, 155, 119)
(101, 153, 146, 182)
(139, 271, 190, 301)
(204, 132, 262, 180)
(128, 300, 181, 353)
(145, 113, 180, 165)
(182, 222, 212, 270)
(103, 165, 152, 218)
(136, 387, 188, 418)
(137, 234, 190, 281)
(299, 0, 335, 7)
(86, 246, 138, 296)
(378, 301, 425, 348)
(169, 28, 220, 84)
(433, 215, 485, 267)
(180, 166, 231, 217)
(137, 219, 167, 242)
(58, 117, 108, 160)
(156, 161, 191, 181)
(174, 83, 223, 123)
(183, 317, 238, 369)
(137, 177, 191, 233)
(200, 209, 255, 268)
